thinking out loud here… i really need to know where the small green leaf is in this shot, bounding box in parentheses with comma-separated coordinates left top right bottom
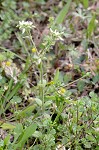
(53, 69, 59, 84)
(89, 91, 98, 101)
(45, 95, 56, 101)
(64, 74, 72, 84)
(35, 98, 42, 106)
(0, 123, 15, 130)
(92, 73, 99, 83)
(84, 142, 91, 148)
(77, 80, 85, 92)
(0, 53, 6, 61)
(44, 100, 52, 107)
(10, 96, 22, 104)
(32, 131, 42, 138)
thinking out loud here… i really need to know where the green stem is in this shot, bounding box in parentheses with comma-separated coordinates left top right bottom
(57, 73, 90, 90)
(40, 61, 44, 112)
(28, 30, 39, 55)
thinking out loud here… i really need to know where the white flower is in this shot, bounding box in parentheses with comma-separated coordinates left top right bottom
(17, 21, 35, 34)
(56, 144, 66, 150)
(50, 28, 64, 41)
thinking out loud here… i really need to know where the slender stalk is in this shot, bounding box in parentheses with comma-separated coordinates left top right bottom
(40, 61, 44, 112)
(56, 73, 90, 90)
(28, 30, 39, 55)
(76, 101, 79, 135)
(27, 30, 45, 112)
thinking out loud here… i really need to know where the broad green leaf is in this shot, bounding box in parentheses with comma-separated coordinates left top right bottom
(14, 123, 23, 135)
(87, 14, 96, 38)
(53, 0, 72, 25)
(0, 123, 15, 130)
(82, 0, 89, 8)
(13, 123, 23, 143)
(14, 124, 37, 149)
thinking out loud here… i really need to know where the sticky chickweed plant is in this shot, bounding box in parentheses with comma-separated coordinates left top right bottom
(0, 18, 99, 150)
(16, 19, 64, 112)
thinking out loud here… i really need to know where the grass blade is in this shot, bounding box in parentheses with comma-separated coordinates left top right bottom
(53, 0, 72, 26)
